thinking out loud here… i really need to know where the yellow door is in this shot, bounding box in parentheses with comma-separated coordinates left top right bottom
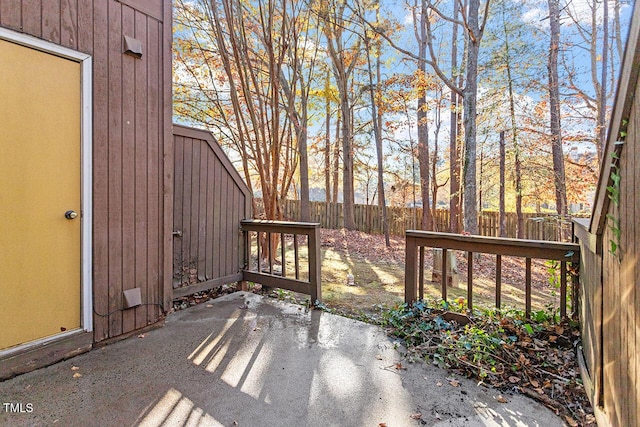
(0, 39, 82, 350)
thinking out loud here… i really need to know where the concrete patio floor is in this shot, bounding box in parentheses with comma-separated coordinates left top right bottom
(0, 292, 564, 426)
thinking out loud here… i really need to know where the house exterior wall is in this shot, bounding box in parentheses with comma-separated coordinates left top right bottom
(575, 2, 640, 424)
(598, 79, 640, 426)
(0, 0, 173, 343)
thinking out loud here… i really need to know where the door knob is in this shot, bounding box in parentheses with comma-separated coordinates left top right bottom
(65, 210, 78, 220)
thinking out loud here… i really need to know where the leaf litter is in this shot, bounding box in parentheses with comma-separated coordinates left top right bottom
(383, 300, 595, 426)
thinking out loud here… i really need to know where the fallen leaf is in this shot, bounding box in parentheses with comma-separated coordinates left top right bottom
(564, 415, 578, 426)
(378, 423, 387, 427)
(436, 381, 443, 387)
(495, 395, 508, 403)
(71, 366, 80, 371)
(549, 335, 558, 343)
(449, 379, 460, 387)
(73, 372, 82, 378)
(530, 380, 539, 388)
(206, 304, 213, 308)
(138, 334, 145, 338)
(409, 413, 422, 420)
(375, 354, 383, 360)
(508, 376, 521, 383)
(395, 362, 406, 370)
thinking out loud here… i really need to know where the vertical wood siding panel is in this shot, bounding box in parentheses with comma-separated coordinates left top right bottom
(635, 93, 640, 425)
(41, 0, 60, 43)
(133, 10, 148, 329)
(121, 5, 136, 335)
(610, 205, 622, 426)
(181, 138, 193, 275)
(107, 0, 123, 338)
(146, 18, 160, 323)
(173, 136, 184, 286)
(0, 1, 21, 32)
(190, 139, 201, 278)
(231, 183, 239, 273)
(21, 0, 42, 37)
(60, 0, 77, 49)
(92, 0, 109, 342)
(620, 112, 630, 425)
(205, 153, 215, 280)
(197, 144, 207, 281)
(627, 96, 638, 426)
(213, 155, 222, 279)
(160, 0, 173, 312)
(223, 173, 231, 276)
(76, 0, 91, 54)
(603, 225, 615, 422)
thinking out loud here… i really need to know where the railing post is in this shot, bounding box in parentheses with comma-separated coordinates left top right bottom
(239, 229, 249, 291)
(496, 255, 502, 309)
(467, 252, 473, 311)
(560, 261, 567, 318)
(308, 225, 322, 304)
(404, 233, 418, 304)
(441, 248, 448, 301)
(525, 258, 532, 318)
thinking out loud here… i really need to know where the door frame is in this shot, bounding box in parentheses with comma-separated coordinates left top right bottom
(0, 28, 93, 352)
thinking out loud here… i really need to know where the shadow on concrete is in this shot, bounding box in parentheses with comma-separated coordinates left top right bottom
(0, 292, 563, 427)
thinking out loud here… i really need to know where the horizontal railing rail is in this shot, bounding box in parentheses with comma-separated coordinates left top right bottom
(241, 220, 322, 304)
(404, 230, 580, 318)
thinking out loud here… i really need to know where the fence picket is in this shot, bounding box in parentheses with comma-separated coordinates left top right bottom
(253, 199, 581, 242)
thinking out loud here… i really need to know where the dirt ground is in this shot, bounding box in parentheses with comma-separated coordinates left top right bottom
(315, 228, 566, 317)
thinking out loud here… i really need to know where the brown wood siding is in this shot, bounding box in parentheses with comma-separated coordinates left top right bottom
(0, 0, 173, 342)
(172, 125, 251, 294)
(594, 63, 640, 427)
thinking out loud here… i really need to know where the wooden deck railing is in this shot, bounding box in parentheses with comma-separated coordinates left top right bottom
(404, 230, 580, 318)
(241, 220, 322, 304)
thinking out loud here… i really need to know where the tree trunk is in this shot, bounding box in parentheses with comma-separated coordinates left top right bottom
(418, 0, 433, 231)
(461, 0, 482, 235)
(501, 8, 525, 237)
(499, 131, 506, 237)
(298, 104, 311, 222)
(449, 0, 461, 234)
(341, 90, 355, 230)
(324, 72, 332, 203)
(515, 152, 524, 239)
(597, 0, 609, 160)
(332, 112, 340, 204)
(369, 7, 390, 246)
(548, 0, 567, 215)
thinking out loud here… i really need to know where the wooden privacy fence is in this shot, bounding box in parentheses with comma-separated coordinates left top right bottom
(241, 220, 322, 304)
(404, 230, 581, 318)
(256, 199, 578, 242)
(172, 125, 251, 298)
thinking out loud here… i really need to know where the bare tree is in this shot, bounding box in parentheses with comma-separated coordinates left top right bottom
(317, 0, 361, 230)
(361, 3, 391, 245)
(412, 0, 434, 231)
(548, 0, 568, 215)
(449, 0, 462, 233)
